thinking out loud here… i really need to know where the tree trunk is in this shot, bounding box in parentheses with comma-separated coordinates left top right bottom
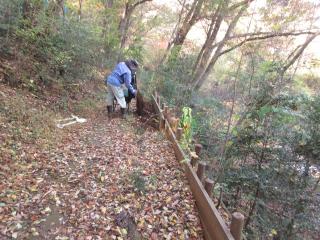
(22, 0, 31, 19)
(164, 0, 205, 62)
(53, 0, 65, 20)
(101, 0, 114, 39)
(173, 0, 202, 45)
(192, 4, 248, 90)
(107, 0, 113, 8)
(119, 3, 132, 49)
(159, 0, 187, 64)
(193, 2, 226, 75)
(248, 53, 255, 97)
(245, 185, 260, 229)
(136, 91, 144, 116)
(193, 14, 223, 80)
(78, 0, 83, 21)
(212, 53, 243, 183)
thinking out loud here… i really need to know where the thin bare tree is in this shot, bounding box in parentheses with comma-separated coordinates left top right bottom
(119, 0, 152, 49)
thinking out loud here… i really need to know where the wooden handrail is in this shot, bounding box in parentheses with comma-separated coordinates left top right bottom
(151, 93, 245, 240)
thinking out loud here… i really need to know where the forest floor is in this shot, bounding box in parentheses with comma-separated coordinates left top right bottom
(0, 84, 203, 240)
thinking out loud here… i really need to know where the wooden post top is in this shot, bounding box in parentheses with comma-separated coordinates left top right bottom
(230, 212, 245, 240)
(232, 212, 244, 220)
(204, 178, 214, 198)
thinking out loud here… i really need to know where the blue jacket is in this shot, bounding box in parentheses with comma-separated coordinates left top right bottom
(106, 62, 136, 95)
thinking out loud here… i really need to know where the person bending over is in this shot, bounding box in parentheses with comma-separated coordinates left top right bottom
(105, 59, 139, 118)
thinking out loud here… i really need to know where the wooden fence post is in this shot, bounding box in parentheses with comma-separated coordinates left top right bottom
(191, 155, 198, 167)
(159, 116, 165, 130)
(163, 105, 168, 119)
(136, 91, 144, 116)
(196, 162, 206, 182)
(195, 144, 203, 156)
(172, 117, 179, 133)
(204, 179, 214, 198)
(176, 127, 183, 141)
(230, 212, 244, 240)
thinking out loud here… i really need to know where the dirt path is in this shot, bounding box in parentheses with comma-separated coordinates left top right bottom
(1, 114, 203, 239)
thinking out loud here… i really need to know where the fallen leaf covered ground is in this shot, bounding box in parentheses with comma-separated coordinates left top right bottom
(0, 90, 204, 240)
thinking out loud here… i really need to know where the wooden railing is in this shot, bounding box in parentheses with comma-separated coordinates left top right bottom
(152, 92, 245, 240)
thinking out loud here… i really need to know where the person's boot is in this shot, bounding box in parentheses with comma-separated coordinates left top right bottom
(107, 106, 112, 118)
(120, 108, 127, 119)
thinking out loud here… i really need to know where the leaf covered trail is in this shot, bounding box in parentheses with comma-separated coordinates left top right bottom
(1, 114, 203, 239)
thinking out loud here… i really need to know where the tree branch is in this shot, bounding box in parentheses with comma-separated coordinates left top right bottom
(230, 30, 317, 39)
(228, 0, 254, 11)
(281, 33, 319, 73)
(218, 31, 319, 57)
(193, 3, 250, 90)
(131, 0, 153, 11)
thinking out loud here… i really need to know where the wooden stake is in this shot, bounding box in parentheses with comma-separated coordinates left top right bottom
(163, 106, 168, 119)
(204, 179, 214, 198)
(191, 155, 199, 167)
(196, 162, 206, 182)
(136, 91, 144, 116)
(230, 212, 244, 240)
(176, 127, 183, 141)
(216, 188, 223, 209)
(159, 116, 165, 130)
(195, 144, 203, 156)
